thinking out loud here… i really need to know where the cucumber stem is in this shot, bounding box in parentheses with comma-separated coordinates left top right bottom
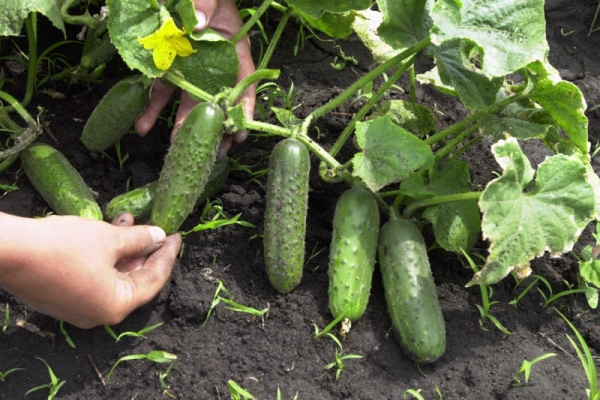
(257, 7, 293, 70)
(226, 69, 280, 107)
(230, 0, 274, 45)
(308, 37, 431, 121)
(328, 54, 417, 158)
(163, 71, 215, 102)
(402, 191, 482, 218)
(0, 91, 37, 127)
(21, 13, 38, 109)
(424, 91, 527, 147)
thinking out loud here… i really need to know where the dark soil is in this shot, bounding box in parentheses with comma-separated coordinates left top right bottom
(2, 1, 600, 399)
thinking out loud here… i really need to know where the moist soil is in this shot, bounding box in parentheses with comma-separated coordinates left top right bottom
(2, 1, 600, 399)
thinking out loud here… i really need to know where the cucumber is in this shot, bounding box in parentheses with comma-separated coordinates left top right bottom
(151, 102, 224, 235)
(328, 187, 379, 322)
(81, 33, 117, 69)
(105, 159, 230, 221)
(264, 138, 310, 294)
(378, 218, 446, 363)
(81, 74, 152, 151)
(20, 142, 103, 220)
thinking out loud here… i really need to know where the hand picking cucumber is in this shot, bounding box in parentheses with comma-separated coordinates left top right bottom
(105, 159, 230, 221)
(20, 142, 103, 220)
(328, 187, 379, 322)
(81, 74, 152, 151)
(151, 102, 224, 235)
(378, 218, 446, 363)
(264, 138, 310, 294)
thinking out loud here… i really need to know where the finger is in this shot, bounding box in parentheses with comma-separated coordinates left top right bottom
(119, 233, 181, 307)
(111, 212, 134, 227)
(192, 0, 218, 31)
(217, 135, 233, 161)
(232, 35, 256, 145)
(136, 80, 177, 136)
(114, 225, 167, 260)
(170, 92, 198, 141)
(205, 0, 244, 37)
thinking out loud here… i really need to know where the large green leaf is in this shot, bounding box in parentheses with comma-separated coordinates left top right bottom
(285, 0, 370, 18)
(376, 0, 432, 51)
(2, 0, 65, 37)
(470, 137, 595, 286)
(106, 0, 237, 93)
(430, 0, 548, 77)
(352, 10, 401, 63)
(402, 160, 481, 252)
(351, 116, 433, 192)
(432, 38, 504, 111)
(301, 11, 356, 39)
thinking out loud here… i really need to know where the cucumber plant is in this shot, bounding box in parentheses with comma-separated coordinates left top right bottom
(7, 0, 600, 372)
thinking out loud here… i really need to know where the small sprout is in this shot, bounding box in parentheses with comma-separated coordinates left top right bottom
(103, 322, 164, 342)
(0, 367, 24, 383)
(2, 303, 9, 333)
(512, 353, 557, 386)
(25, 357, 66, 400)
(227, 379, 257, 400)
(107, 350, 177, 383)
(323, 348, 363, 381)
(59, 321, 76, 349)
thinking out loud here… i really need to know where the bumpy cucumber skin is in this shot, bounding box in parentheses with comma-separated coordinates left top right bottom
(81, 74, 151, 151)
(105, 159, 229, 221)
(264, 138, 310, 294)
(378, 218, 446, 363)
(328, 187, 379, 322)
(21, 142, 103, 220)
(151, 102, 224, 235)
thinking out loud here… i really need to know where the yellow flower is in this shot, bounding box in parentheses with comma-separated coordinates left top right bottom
(138, 17, 197, 71)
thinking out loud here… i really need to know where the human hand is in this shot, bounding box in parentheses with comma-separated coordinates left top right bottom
(0, 212, 181, 329)
(136, 0, 256, 161)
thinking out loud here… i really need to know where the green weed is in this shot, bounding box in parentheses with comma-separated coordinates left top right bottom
(103, 321, 164, 342)
(107, 350, 177, 383)
(512, 352, 557, 386)
(59, 321, 76, 349)
(25, 357, 66, 400)
(461, 249, 512, 334)
(556, 309, 600, 399)
(0, 367, 24, 383)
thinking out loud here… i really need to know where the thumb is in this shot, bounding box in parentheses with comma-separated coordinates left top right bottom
(114, 225, 167, 259)
(193, 0, 218, 30)
(117, 233, 181, 310)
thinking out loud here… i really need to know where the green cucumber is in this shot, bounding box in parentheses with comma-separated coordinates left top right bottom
(20, 142, 103, 220)
(81, 33, 117, 69)
(378, 218, 446, 363)
(81, 74, 152, 151)
(105, 159, 230, 221)
(328, 187, 379, 322)
(151, 102, 224, 235)
(264, 138, 310, 294)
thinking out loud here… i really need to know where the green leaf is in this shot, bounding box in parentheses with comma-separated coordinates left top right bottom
(580, 259, 600, 289)
(478, 115, 553, 142)
(285, 0, 370, 18)
(529, 79, 588, 155)
(351, 116, 433, 192)
(376, 0, 433, 51)
(370, 100, 437, 138)
(301, 11, 357, 39)
(352, 10, 402, 63)
(431, 39, 504, 111)
(1, 0, 65, 37)
(470, 137, 595, 286)
(430, 0, 548, 77)
(422, 160, 481, 252)
(401, 160, 480, 252)
(106, 0, 238, 93)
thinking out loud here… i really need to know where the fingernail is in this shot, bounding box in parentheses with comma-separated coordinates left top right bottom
(195, 11, 207, 30)
(148, 226, 166, 244)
